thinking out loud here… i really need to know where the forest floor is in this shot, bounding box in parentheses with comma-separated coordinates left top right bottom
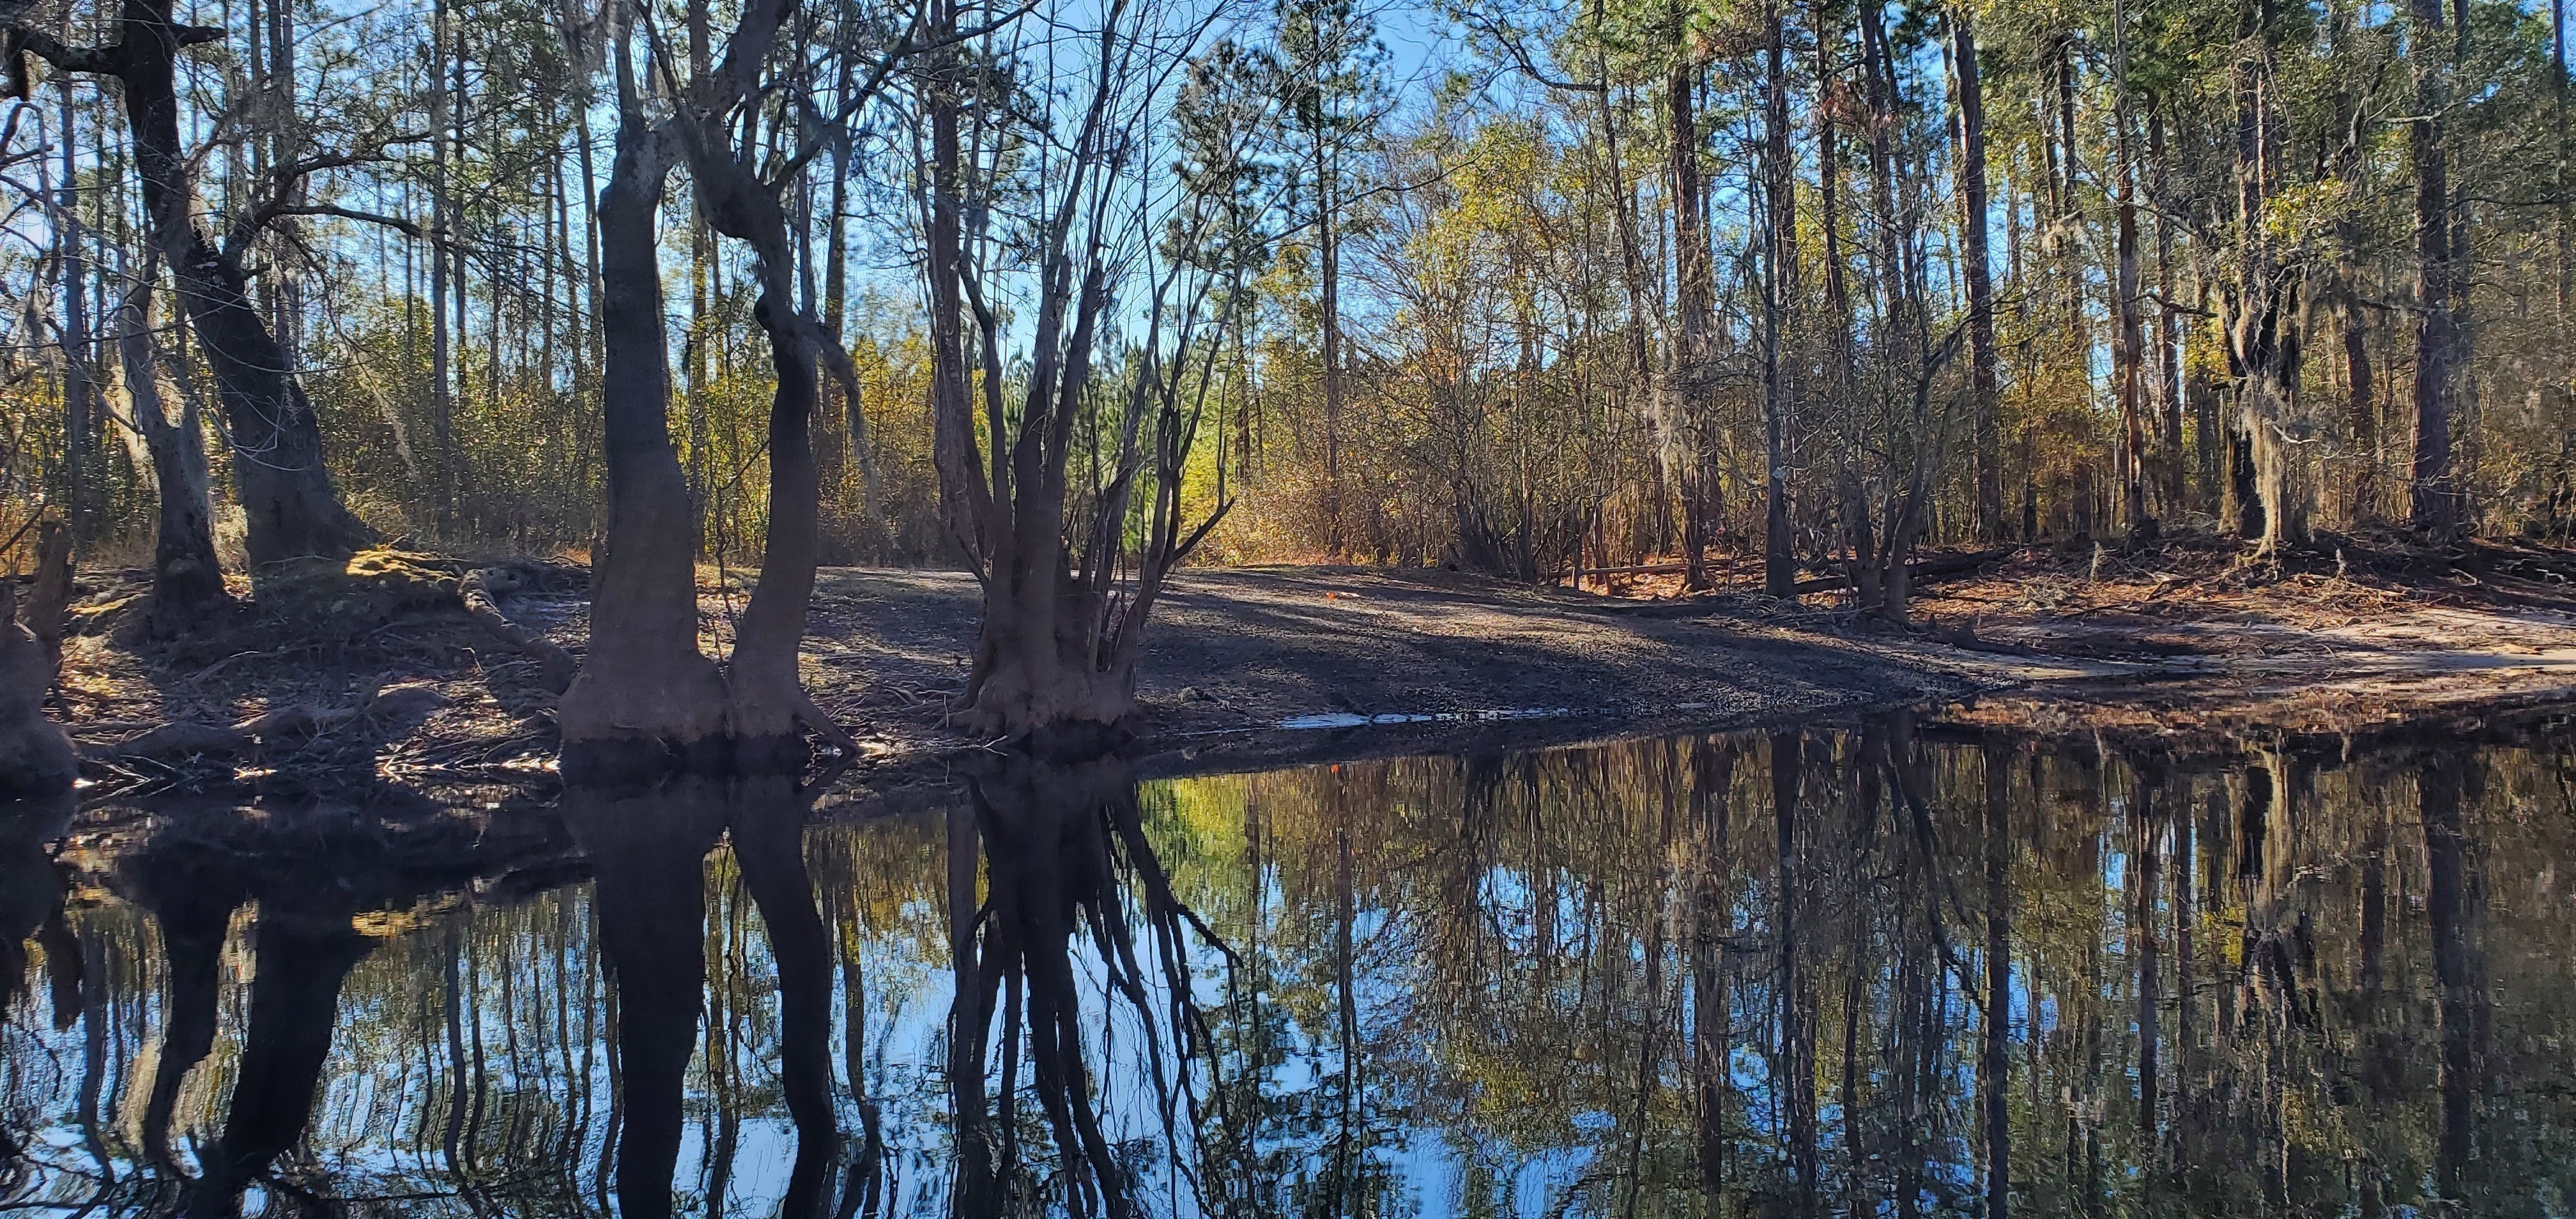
(46, 527, 2576, 798)
(50, 562, 1971, 795)
(1598, 528, 2576, 747)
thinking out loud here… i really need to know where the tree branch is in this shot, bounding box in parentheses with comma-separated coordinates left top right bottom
(4, 26, 122, 89)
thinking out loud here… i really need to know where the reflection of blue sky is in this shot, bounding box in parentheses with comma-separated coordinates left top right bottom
(19, 727, 2573, 1216)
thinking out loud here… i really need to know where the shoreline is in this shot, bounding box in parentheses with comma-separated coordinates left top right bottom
(49, 545, 2576, 803)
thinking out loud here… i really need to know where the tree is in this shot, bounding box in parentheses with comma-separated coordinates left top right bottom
(1760, 0, 1799, 597)
(556, 0, 885, 765)
(0, 560, 75, 797)
(1665, 0, 1718, 588)
(8, 0, 379, 572)
(922, 0, 1245, 748)
(1271, 0, 1383, 560)
(2409, 0, 2460, 532)
(1956, 1, 2002, 544)
(115, 261, 227, 632)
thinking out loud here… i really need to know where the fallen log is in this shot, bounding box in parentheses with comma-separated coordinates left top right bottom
(1570, 549, 2012, 593)
(1794, 548, 2013, 594)
(463, 566, 578, 694)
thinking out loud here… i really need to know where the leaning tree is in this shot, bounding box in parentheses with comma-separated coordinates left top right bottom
(6, 0, 378, 576)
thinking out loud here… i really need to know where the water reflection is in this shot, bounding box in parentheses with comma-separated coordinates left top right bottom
(6, 713, 2575, 1215)
(567, 774, 848, 1218)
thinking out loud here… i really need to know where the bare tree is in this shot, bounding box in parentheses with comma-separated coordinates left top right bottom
(923, 0, 1243, 750)
(8, 0, 381, 572)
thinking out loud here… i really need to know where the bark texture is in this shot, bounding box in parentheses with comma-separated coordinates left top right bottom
(556, 98, 729, 760)
(117, 274, 230, 632)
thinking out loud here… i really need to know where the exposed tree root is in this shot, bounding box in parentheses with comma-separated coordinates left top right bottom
(793, 689, 857, 755)
(85, 682, 456, 767)
(0, 608, 75, 798)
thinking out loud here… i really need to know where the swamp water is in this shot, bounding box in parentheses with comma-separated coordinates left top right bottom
(5, 713, 2575, 1216)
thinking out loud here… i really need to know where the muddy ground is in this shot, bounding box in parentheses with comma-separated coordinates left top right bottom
(54, 562, 1975, 795)
(49, 528, 2576, 799)
(1889, 530, 2576, 745)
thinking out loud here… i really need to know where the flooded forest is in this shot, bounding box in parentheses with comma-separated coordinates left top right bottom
(6, 0, 2576, 1206)
(8, 717, 2575, 1215)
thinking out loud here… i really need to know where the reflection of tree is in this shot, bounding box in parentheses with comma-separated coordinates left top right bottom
(565, 771, 856, 1219)
(564, 779, 726, 1219)
(0, 796, 73, 1034)
(184, 908, 372, 1218)
(0, 793, 73, 1185)
(946, 756, 1229, 1218)
(7, 716, 2574, 1217)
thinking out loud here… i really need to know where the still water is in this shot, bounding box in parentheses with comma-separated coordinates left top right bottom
(5, 713, 2575, 1216)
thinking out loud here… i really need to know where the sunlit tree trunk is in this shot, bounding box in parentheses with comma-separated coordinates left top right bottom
(2151, 111, 2186, 517)
(116, 272, 228, 631)
(2112, 0, 2149, 535)
(1954, 3, 2002, 543)
(556, 49, 729, 762)
(2409, 0, 2460, 532)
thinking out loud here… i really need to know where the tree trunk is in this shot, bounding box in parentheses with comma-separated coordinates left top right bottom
(2228, 16, 2305, 551)
(556, 83, 728, 763)
(2409, 0, 2458, 533)
(1816, 13, 1851, 424)
(1318, 125, 1346, 560)
(1761, 1, 1798, 597)
(57, 66, 100, 543)
(429, 0, 455, 533)
(2152, 110, 2185, 517)
(1669, 21, 1713, 591)
(77, 0, 373, 571)
(117, 271, 228, 631)
(1954, 4, 2002, 543)
(725, 293, 824, 753)
(2112, 0, 2149, 537)
(0, 577, 75, 798)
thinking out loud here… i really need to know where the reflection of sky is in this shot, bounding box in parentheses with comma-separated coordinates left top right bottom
(13, 727, 2576, 1216)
